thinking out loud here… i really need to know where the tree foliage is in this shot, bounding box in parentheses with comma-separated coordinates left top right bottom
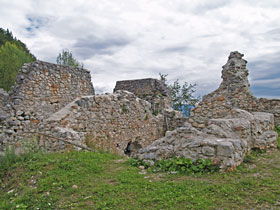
(0, 28, 36, 91)
(0, 28, 36, 60)
(159, 73, 200, 115)
(56, 49, 83, 68)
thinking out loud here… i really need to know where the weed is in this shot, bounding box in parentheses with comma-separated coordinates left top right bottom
(243, 148, 266, 163)
(121, 105, 128, 113)
(275, 125, 280, 148)
(18, 136, 42, 154)
(129, 157, 218, 174)
(0, 146, 20, 178)
(152, 110, 159, 116)
(144, 113, 149, 120)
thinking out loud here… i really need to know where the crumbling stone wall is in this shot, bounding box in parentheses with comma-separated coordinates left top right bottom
(10, 61, 94, 119)
(0, 88, 8, 108)
(0, 61, 94, 151)
(255, 98, 280, 126)
(136, 109, 278, 171)
(114, 78, 172, 114)
(190, 51, 280, 128)
(40, 90, 166, 155)
(0, 89, 9, 135)
(114, 78, 185, 131)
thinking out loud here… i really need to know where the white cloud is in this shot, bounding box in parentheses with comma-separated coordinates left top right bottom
(0, 0, 280, 97)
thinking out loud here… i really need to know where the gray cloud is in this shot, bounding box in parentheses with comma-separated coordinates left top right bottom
(73, 35, 131, 59)
(1, 0, 280, 98)
(158, 45, 191, 54)
(193, 0, 230, 14)
(247, 52, 280, 98)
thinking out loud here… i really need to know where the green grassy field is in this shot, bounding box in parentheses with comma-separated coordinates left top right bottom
(0, 132, 279, 210)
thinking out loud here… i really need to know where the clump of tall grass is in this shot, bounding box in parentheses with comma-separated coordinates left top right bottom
(0, 136, 43, 178)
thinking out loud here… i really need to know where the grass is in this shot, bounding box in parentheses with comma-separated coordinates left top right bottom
(0, 128, 279, 209)
(0, 145, 280, 210)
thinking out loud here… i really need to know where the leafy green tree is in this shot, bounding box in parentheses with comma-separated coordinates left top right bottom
(0, 28, 36, 60)
(0, 28, 36, 91)
(56, 49, 83, 68)
(159, 73, 200, 115)
(0, 42, 35, 91)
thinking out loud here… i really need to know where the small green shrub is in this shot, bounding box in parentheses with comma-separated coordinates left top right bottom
(18, 136, 42, 154)
(144, 113, 149, 120)
(128, 157, 218, 174)
(275, 125, 280, 133)
(244, 148, 267, 163)
(275, 125, 280, 148)
(126, 158, 150, 168)
(152, 110, 159, 116)
(0, 137, 43, 179)
(121, 105, 128, 113)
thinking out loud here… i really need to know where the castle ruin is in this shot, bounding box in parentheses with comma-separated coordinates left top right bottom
(0, 51, 279, 171)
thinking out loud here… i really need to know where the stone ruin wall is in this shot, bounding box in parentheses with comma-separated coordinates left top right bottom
(136, 51, 278, 171)
(114, 78, 172, 113)
(136, 109, 278, 171)
(40, 91, 166, 155)
(190, 51, 280, 128)
(254, 98, 280, 126)
(114, 78, 185, 130)
(0, 61, 94, 151)
(10, 60, 94, 119)
(0, 51, 279, 169)
(0, 64, 174, 154)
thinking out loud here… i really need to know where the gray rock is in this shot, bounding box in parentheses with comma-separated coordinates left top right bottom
(217, 141, 234, 157)
(202, 146, 215, 156)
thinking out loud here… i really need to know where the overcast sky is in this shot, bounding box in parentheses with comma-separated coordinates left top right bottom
(1, 0, 280, 98)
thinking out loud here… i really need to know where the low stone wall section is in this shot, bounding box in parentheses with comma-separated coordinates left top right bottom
(39, 90, 166, 155)
(136, 109, 278, 171)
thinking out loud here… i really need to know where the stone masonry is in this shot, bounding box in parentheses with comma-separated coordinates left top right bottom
(136, 109, 278, 171)
(114, 78, 185, 131)
(136, 51, 279, 171)
(114, 78, 172, 114)
(0, 61, 94, 151)
(39, 90, 166, 155)
(0, 51, 279, 171)
(190, 51, 280, 128)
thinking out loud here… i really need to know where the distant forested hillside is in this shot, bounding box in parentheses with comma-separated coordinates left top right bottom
(0, 28, 36, 91)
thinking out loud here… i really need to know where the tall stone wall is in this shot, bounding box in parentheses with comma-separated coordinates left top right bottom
(114, 78, 172, 114)
(0, 61, 95, 152)
(190, 51, 280, 128)
(10, 61, 94, 120)
(40, 90, 166, 155)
